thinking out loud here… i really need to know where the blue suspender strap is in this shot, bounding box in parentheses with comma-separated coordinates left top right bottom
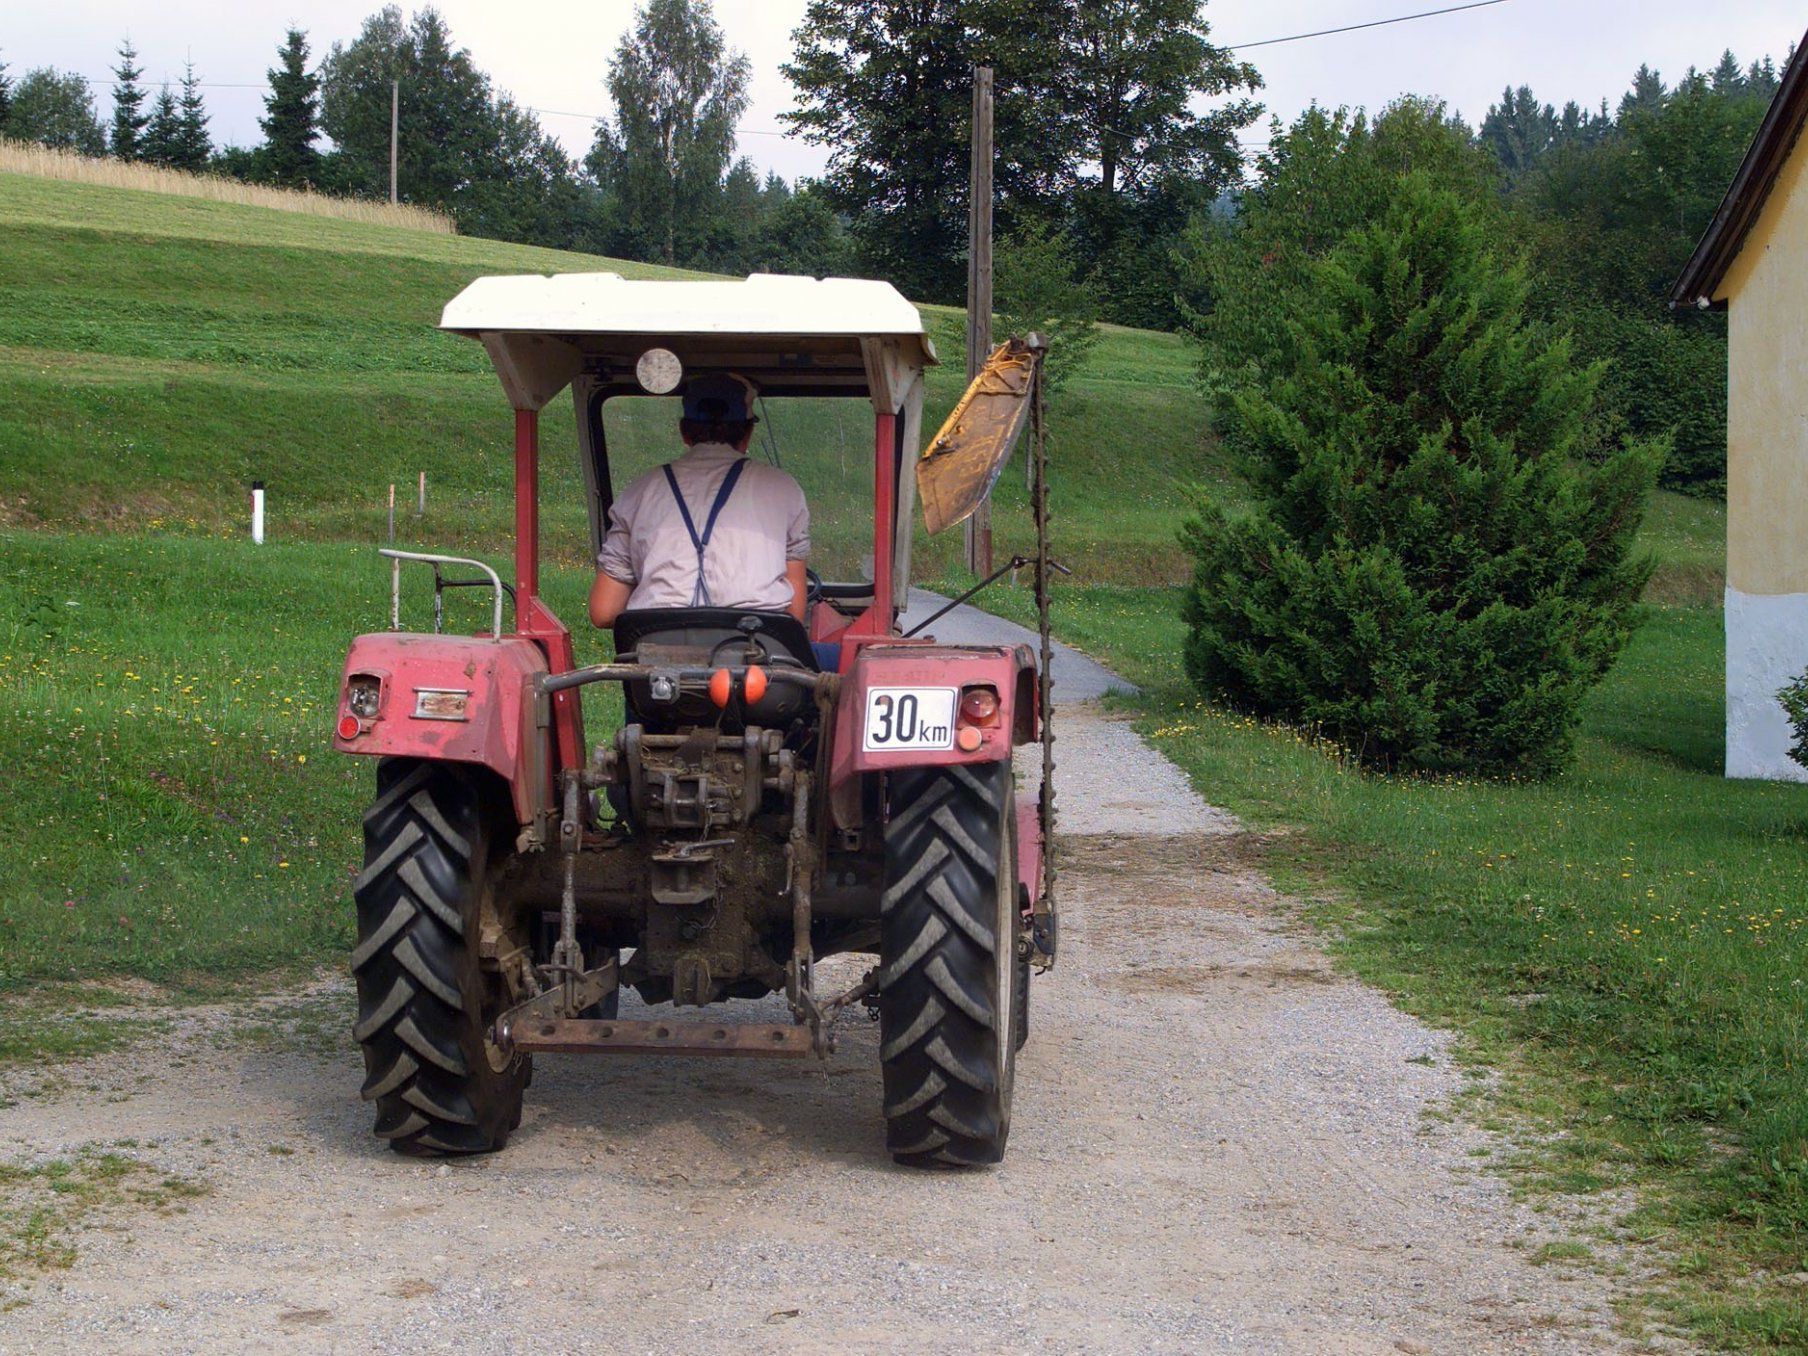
(662, 459, 749, 607)
(700, 459, 748, 548)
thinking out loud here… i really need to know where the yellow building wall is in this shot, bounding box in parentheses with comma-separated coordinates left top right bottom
(1718, 141, 1808, 779)
(1722, 141, 1808, 595)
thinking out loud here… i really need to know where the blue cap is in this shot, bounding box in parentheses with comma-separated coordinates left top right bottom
(682, 373, 756, 422)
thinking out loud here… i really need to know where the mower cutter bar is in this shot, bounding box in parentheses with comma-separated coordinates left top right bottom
(506, 1016, 813, 1059)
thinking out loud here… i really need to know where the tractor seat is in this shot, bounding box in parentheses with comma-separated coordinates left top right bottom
(613, 608, 818, 730)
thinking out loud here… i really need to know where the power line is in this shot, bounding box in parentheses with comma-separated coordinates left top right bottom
(1226, 0, 1508, 51)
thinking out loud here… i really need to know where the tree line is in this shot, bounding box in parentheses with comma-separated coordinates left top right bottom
(0, 4, 856, 279)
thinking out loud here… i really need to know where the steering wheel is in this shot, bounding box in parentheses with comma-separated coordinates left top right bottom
(805, 566, 824, 604)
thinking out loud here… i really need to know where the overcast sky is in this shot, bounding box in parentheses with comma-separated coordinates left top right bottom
(4, 1, 1804, 183)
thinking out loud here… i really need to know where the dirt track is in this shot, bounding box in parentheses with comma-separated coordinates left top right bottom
(0, 701, 1670, 1355)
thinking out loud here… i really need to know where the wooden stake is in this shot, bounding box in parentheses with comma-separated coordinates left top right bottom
(964, 64, 995, 575)
(416, 470, 425, 517)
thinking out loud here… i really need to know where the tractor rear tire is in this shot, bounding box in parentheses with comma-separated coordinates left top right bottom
(878, 762, 1018, 1167)
(352, 759, 528, 1156)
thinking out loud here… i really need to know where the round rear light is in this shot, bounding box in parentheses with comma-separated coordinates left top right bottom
(960, 688, 1000, 723)
(956, 725, 983, 752)
(337, 714, 362, 740)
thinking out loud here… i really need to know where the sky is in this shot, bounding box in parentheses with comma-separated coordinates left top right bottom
(3, 0, 1805, 183)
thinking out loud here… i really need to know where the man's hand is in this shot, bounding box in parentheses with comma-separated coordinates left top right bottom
(786, 560, 808, 621)
(589, 572, 633, 627)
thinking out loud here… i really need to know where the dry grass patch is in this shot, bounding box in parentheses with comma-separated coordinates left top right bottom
(0, 140, 454, 235)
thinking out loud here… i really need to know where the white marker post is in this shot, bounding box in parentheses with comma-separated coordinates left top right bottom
(388, 484, 400, 630)
(251, 480, 265, 544)
(417, 471, 426, 517)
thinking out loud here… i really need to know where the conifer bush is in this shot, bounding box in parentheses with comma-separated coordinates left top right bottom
(1181, 175, 1659, 776)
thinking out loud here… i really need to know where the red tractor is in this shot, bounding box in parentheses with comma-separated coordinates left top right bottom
(331, 273, 1058, 1166)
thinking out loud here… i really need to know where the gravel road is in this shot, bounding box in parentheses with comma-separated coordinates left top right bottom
(0, 604, 1671, 1355)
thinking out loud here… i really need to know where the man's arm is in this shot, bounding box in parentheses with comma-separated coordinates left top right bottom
(785, 559, 807, 621)
(592, 490, 638, 627)
(589, 572, 633, 627)
(783, 477, 810, 622)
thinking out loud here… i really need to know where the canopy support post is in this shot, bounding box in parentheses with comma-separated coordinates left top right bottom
(514, 407, 539, 605)
(872, 409, 897, 634)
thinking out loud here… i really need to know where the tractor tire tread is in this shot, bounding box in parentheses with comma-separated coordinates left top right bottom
(878, 762, 1014, 1167)
(352, 760, 525, 1158)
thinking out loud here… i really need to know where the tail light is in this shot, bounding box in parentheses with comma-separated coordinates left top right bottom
(956, 686, 1001, 752)
(346, 674, 382, 719)
(959, 686, 1001, 727)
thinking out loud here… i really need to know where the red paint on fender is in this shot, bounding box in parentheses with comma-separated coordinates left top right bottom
(332, 632, 550, 826)
(827, 639, 1035, 831)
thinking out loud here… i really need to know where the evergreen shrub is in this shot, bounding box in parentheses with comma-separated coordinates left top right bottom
(1181, 175, 1660, 776)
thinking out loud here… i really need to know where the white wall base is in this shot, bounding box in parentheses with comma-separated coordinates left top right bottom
(1726, 587, 1808, 782)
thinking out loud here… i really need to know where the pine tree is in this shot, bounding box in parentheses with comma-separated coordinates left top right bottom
(259, 28, 321, 185)
(1181, 175, 1659, 776)
(143, 85, 179, 165)
(1620, 63, 1666, 119)
(0, 54, 12, 132)
(108, 40, 149, 159)
(1710, 49, 1745, 94)
(1480, 85, 1558, 176)
(172, 61, 211, 170)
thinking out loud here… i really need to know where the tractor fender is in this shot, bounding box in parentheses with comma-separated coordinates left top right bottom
(331, 633, 552, 831)
(828, 640, 1036, 831)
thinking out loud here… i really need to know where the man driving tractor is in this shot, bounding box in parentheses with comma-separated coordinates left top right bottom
(335, 271, 1052, 1167)
(587, 373, 809, 627)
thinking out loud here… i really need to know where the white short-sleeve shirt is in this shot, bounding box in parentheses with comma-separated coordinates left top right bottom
(597, 443, 809, 613)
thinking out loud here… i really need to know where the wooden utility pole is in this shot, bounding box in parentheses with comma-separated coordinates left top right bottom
(389, 79, 399, 205)
(964, 63, 995, 575)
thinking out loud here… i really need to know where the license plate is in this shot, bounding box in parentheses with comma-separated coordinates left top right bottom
(863, 687, 957, 752)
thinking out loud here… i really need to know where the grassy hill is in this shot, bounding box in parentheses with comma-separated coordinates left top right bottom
(0, 170, 1209, 584)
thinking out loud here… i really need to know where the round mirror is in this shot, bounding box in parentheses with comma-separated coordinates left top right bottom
(635, 347, 684, 395)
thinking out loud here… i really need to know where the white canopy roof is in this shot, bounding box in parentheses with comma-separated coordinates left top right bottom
(441, 272, 936, 412)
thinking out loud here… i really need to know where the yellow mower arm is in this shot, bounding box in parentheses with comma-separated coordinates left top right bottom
(917, 338, 1042, 535)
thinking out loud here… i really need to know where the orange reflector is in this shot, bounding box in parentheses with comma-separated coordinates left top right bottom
(337, 714, 362, 740)
(743, 665, 768, 703)
(708, 668, 733, 708)
(956, 725, 983, 752)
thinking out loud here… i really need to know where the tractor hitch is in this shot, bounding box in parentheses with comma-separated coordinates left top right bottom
(504, 1017, 812, 1059)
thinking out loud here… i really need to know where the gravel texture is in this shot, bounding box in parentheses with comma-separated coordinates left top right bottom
(0, 608, 1678, 1354)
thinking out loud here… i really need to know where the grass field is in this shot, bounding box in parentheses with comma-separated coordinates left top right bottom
(0, 166, 1784, 1345)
